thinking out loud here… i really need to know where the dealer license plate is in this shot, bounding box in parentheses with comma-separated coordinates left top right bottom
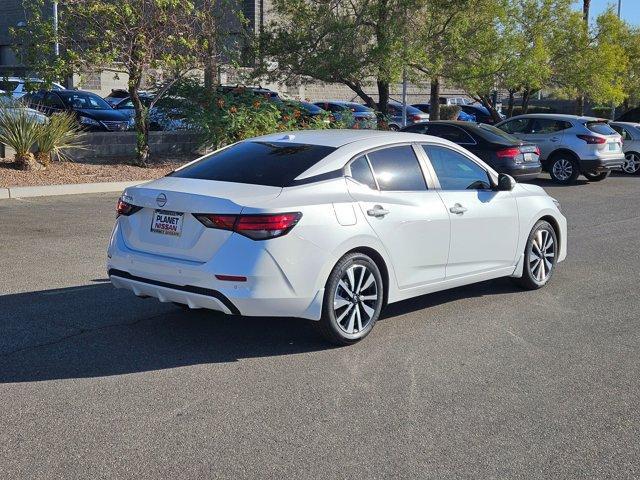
(151, 209, 184, 236)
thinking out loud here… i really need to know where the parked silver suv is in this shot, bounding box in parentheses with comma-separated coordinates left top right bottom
(496, 114, 624, 184)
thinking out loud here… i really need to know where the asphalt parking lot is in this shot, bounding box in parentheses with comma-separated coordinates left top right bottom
(1, 174, 638, 479)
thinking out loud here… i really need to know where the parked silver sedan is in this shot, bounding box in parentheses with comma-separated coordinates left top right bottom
(610, 121, 640, 175)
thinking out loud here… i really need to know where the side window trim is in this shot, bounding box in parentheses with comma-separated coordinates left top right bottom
(450, 126, 477, 145)
(420, 143, 496, 191)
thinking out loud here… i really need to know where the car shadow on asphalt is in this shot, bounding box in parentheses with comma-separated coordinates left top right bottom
(0, 277, 524, 383)
(0, 283, 332, 383)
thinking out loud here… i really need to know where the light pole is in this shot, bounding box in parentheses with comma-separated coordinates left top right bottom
(611, 0, 621, 120)
(53, 1, 59, 57)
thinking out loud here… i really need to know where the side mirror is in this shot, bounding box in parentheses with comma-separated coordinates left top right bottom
(496, 173, 516, 191)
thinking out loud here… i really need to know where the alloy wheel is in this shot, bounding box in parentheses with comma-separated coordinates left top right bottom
(622, 153, 640, 174)
(529, 228, 556, 283)
(333, 264, 379, 335)
(552, 158, 573, 181)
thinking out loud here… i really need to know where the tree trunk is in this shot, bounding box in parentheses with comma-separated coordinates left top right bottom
(507, 89, 516, 118)
(583, 0, 591, 23)
(478, 94, 502, 123)
(521, 88, 532, 114)
(129, 70, 149, 167)
(430, 77, 440, 121)
(15, 152, 43, 171)
(376, 80, 390, 119)
(35, 151, 51, 167)
(203, 44, 218, 92)
(575, 95, 585, 116)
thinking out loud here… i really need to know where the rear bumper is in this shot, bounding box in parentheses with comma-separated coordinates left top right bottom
(501, 164, 542, 181)
(106, 223, 325, 320)
(579, 156, 625, 172)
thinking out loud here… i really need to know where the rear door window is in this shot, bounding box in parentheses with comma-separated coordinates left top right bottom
(586, 122, 617, 136)
(172, 141, 337, 187)
(366, 146, 427, 191)
(529, 119, 567, 134)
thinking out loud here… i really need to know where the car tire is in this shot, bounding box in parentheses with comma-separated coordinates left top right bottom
(317, 252, 384, 345)
(513, 220, 558, 290)
(583, 171, 610, 182)
(622, 152, 640, 175)
(548, 154, 580, 184)
(388, 124, 400, 131)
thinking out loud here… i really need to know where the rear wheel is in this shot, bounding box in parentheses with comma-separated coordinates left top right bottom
(583, 171, 610, 182)
(318, 253, 384, 345)
(548, 154, 579, 184)
(622, 152, 640, 175)
(513, 220, 558, 290)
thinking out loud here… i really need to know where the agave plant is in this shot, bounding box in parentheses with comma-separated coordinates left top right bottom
(36, 112, 85, 166)
(0, 103, 43, 171)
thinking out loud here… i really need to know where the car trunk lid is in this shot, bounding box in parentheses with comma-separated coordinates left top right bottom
(118, 177, 282, 262)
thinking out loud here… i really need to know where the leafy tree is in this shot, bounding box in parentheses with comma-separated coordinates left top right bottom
(260, 0, 425, 118)
(14, 0, 234, 166)
(550, 9, 627, 115)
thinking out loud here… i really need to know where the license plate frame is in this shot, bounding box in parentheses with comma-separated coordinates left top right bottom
(151, 209, 184, 237)
(608, 142, 619, 152)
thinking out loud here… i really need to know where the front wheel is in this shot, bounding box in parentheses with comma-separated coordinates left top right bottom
(318, 253, 384, 345)
(583, 171, 610, 182)
(513, 220, 558, 290)
(622, 152, 640, 175)
(548, 155, 579, 184)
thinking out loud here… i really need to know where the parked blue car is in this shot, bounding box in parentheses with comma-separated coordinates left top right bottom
(313, 101, 377, 128)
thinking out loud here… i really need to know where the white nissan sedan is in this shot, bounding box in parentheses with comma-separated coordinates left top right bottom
(108, 130, 567, 344)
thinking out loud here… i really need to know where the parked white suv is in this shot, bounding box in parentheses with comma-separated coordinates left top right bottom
(0, 77, 65, 99)
(496, 114, 624, 184)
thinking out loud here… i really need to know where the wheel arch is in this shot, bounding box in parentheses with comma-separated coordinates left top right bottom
(547, 148, 579, 163)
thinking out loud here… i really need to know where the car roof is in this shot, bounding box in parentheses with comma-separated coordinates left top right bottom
(611, 121, 640, 128)
(505, 113, 603, 122)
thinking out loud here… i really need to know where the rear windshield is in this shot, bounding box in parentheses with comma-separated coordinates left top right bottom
(171, 141, 337, 187)
(476, 123, 520, 143)
(586, 121, 616, 136)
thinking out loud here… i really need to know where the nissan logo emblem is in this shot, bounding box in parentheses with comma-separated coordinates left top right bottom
(156, 193, 167, 207)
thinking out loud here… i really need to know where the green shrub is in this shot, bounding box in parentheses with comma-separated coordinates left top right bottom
(439, 105, 461, 120)
(36, 112, 85, 166)
(173, 81, 341, 149)
(591, 106, 614, 119)
(0, 103, 43, 170)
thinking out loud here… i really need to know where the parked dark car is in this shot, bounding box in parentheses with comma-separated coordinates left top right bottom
(401, 120, 542, 181)
(616, 107, 640, 123)
(217, 84, 280, 100)
(23, 89, 130, 131)
(313, 101, 377, 128)
(105, 92, 188, 131)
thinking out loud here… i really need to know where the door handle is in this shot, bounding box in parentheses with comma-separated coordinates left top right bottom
(550, 137, 559, 142)
(449, 203, 467, 215)
(367, 205, 390, 218)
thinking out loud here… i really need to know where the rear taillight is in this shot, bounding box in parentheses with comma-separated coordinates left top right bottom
(577, 134, 606, 144)
(410, 114, 422, 122)
(116, 196, 141, 216)
(496, 147, 521, 159)
(193, 212, 302, 240)
(534, 146, 540, 155)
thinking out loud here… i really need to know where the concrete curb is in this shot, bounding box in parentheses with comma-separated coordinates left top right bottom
(3, 180, 147, 199)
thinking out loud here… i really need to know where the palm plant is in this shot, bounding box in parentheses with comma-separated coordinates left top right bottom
(36, 112, 85, 166)
(0, 104, 43, 171)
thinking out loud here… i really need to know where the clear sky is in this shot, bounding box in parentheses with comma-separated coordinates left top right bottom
(575, 0, 640, 26)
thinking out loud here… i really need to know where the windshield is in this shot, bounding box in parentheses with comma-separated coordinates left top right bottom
(344, 103, 373, 113)
(171, 141, 337, 187)
(57, 91, 112, 110)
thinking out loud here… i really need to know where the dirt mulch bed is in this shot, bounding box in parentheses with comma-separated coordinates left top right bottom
(0, 157, 191, 188)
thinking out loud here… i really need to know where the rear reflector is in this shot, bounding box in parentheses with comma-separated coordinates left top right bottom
(193, 212, 302, 240)
(215, 274, 247, 282)
(577, 134, 606, 144)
